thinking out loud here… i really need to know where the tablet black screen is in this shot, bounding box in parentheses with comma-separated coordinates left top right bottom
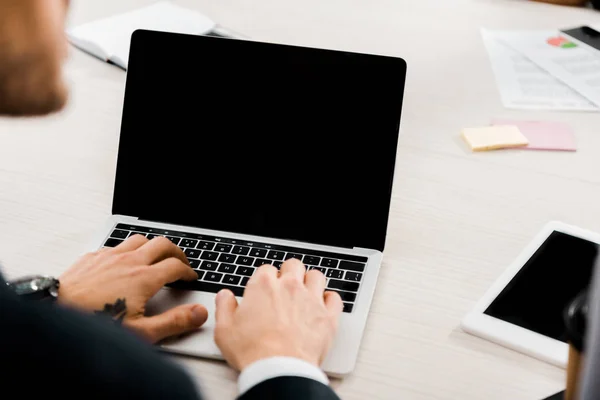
(484, 231, 598, 342)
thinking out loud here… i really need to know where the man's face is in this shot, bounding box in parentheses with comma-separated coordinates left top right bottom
(0, 0, 70, 116)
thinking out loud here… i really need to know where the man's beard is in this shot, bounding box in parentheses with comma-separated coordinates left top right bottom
(0, 47, 68, 117)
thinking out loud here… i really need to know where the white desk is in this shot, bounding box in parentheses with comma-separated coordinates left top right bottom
(2, 0, 600, 398)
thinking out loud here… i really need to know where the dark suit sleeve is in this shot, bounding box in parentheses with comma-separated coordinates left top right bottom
(0, 275, 201, 400)
(238, 376, 341, 400)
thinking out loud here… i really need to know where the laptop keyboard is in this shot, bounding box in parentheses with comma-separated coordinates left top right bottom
(103, 224, 369, 313)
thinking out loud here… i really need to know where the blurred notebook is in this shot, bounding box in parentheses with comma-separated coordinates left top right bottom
(67, 1, 243, 70)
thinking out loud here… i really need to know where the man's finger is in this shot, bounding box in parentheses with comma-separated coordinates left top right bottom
(146, 257, 197, 290)
(248, 264, 278, 285)
(112, 234, 149, 253)
(131, 304, 208, 343)
(304, 269, 327, 296)
(136, 236, 189, 266)
(324, 291, 344, 316)
(215, 289, 238, 327)
(279, 258, 306, 281)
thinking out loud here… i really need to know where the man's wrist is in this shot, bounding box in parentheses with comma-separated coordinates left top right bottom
(238, 356, 329, 395)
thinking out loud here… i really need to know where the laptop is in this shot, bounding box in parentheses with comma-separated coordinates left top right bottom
(89, 29, 407, 376)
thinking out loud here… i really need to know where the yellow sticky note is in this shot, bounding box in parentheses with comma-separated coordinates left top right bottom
(462, 126, 529, 152)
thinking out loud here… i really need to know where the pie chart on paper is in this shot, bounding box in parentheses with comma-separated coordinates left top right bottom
(546, 36, 577, 48)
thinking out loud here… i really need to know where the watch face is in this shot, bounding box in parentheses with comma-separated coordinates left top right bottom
(9, 276, 58, 296)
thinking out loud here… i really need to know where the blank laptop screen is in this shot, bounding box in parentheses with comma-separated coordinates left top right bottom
(113, 30, 407, 251)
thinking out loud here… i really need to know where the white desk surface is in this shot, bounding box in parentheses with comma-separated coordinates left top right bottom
(2, 0, 600, 398)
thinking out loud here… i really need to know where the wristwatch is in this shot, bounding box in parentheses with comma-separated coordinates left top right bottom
(6, 275, 60, 302)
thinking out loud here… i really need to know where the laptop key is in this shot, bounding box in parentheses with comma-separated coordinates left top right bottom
(339, 261, 366, 272)
(267, 250, 285, 260)
(104, 238, 123, 248)
(237, 256, 255, 266)
(205, 272, 223, 283)
(328, 279, 359, 292)
(168, 281, 244, 297)
(165, 236, 180, 245)
(223, 274, 241, 285)
(180, 239, 198, 248)
(254, 258, 270, 267)
(232, 246, 250, 255)
(197, 241, 215, 251)
(241, 277, 250, 286)
(218, 253, 237, 263)
(236, 266, 255, 276)
(215, 244, 233, 253)
(285, 252, 304, 261)
(147, 234, 161, 240)
(249, 248, 267, 258)
(326, 269, 344, 279)
(200, 261, 219, 271)
(129, 231, 146, 238)
(343, 303, 354, 313)
(320, 258, 339, 268)
(218, 263, 236, 274)
(344, 271, 362, 282)
(330, 290, 356, 302)
(195, 270, 205, 280)
(110, 229, 130, 239)
(273, 261, 283, 269)
(189, 259, 201, 269)
(303, 255, 321, 265)
(185, 249, 201, 259)
(200, 251, 219, 261)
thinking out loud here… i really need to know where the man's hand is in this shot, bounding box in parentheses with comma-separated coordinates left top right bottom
(214, 258, 343, 371)
(59, 235, 208, 343)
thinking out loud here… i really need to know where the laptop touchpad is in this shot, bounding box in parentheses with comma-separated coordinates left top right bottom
(146, 288, 222, 358)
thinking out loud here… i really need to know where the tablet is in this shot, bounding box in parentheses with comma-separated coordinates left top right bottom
(461, 221, 600, 367)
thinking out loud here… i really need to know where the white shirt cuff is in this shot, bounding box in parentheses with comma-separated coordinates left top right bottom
(238, 357, 329, 395)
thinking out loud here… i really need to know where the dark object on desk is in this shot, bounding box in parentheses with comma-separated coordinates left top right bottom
(562, 27, 600, 51)
(531, 0, 600, 7)
(564, 291, 589, 400)
(565, 291, 588, 353)
(531, 0, 587, 5)
(542, 392, 564, 400)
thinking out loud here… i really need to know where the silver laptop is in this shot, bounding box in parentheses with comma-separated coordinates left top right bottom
(88, 30, 407, 376)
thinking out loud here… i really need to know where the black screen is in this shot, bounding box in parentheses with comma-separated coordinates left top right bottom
(485, 231, 598, 342)
(113, 30, 407, 251)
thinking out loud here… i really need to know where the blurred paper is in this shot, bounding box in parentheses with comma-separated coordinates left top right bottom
(493, 30, 600, 109)
(481, 29, 598, 111)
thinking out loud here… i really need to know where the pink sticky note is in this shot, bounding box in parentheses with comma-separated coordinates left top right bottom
(491, 120, 576, 151)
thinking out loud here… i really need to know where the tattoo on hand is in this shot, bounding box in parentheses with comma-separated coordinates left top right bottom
(95, 298, 127, 324)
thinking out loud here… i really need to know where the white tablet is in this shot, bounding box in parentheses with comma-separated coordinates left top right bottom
(461, 221, 600, 368)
